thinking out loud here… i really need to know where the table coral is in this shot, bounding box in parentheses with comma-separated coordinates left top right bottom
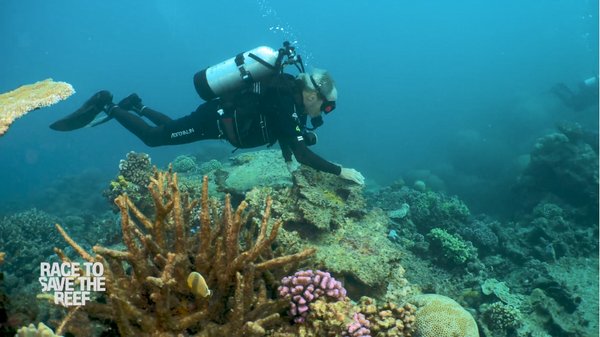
(0, 79, 74, 136)
(55, 169, 316, 336)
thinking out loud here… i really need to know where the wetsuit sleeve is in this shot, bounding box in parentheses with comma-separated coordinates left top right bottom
(280, 142, 293, 162)
(272, 96, 341, 175)
(286, 138, 342, 175)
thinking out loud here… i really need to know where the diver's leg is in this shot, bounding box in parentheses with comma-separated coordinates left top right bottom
(551, 83, 575, 108)
(108, 106, 170, 146)
(118, 94, 174, 126)
(138, 107, 174, 126)
(108, 101, 221, 146)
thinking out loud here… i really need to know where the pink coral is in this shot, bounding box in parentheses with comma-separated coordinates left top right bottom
(278, 270, 347, 323)
(344, 312, 372, 337)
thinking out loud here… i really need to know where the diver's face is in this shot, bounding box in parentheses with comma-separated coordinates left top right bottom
(302, 90, 323, 118)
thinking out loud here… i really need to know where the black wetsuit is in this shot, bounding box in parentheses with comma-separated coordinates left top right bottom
(109, 74, 342, 175)
(552, 77, 599, 112)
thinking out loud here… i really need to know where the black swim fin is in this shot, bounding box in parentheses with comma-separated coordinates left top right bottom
(50, 90, 113, 131)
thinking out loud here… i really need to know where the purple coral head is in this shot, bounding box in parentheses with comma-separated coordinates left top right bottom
(278, 269, 347, 323)
(345, 312, 371, 337)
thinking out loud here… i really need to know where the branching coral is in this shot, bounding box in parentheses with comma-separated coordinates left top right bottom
(55, 169, 316, 336)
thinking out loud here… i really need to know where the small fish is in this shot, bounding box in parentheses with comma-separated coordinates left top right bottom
(187, 271, 212, 297)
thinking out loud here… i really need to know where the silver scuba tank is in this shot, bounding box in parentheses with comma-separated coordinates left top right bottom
(194, 46, 280, 101)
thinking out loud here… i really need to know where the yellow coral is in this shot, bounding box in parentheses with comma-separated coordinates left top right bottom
(0, 79, 74, 136)
(409, 294, 479, 337)
(323, 189, 344, 206)
(15, 322, 62, 337)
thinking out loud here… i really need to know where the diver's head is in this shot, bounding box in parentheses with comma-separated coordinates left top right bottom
(298, 69, 337, 117)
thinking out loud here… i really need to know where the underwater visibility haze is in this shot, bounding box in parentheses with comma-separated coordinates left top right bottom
(0, 1, 598, 336)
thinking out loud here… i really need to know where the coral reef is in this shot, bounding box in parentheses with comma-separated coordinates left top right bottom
(0, 252, 16, 337)
(498, 201, 597, 264)
(367, 185, 470, 235)
(278, 269, 347, 323)
(0, 78, 74, 136)
(481, 301, 522, 332)
(223, 150, 294, 194)
(408, 294, 479, 337)
(456, 217, 499, 256)
(516, 123, 598, 217)
(103, 151, 154, 210)
(270, 298, 374, 337)
(480, 278, 524, 308)
(15, 322, 61, 337)
(290, 166, 367, 231)
(240, 164, 409, 298)
(172, 154, 198, 173)
(0, 209, 62, 283)
(426, 228, 477, 266)
(55, 169, 316, 336)
(310, 209, 404, 294)
(358, 297, 416, 337)
(344, 312, 371, 337)
(118, 151, 153, 186)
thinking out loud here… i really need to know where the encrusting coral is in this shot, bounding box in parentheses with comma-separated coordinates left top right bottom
(0, 78, 74, 136)
(54, 168, 316, 336)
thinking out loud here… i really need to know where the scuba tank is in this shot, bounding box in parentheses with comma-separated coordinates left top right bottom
(193, 42, 305, 101)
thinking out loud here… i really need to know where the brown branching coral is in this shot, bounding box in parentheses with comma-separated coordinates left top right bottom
(55, 169, 315, 336)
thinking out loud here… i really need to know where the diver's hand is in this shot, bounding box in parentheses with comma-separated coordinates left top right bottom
(286, 161, 295, 174)
(339, 167, 365, 185)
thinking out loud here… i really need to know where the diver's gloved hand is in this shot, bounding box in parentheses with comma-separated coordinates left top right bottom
(286, 161, 295, 174)
(339, 167, 365, 185)
(118, 94, 144, 113)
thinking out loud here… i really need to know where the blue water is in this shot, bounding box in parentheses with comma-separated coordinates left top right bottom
(1, 0, 598, 214)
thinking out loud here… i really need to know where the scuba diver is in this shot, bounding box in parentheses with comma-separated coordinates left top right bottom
(50, 42, 365, 185)
(551, 75, 599, 112)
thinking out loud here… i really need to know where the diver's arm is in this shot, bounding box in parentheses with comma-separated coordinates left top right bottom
(279, 142, 293, 162)
(288, 139, 341, 175)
